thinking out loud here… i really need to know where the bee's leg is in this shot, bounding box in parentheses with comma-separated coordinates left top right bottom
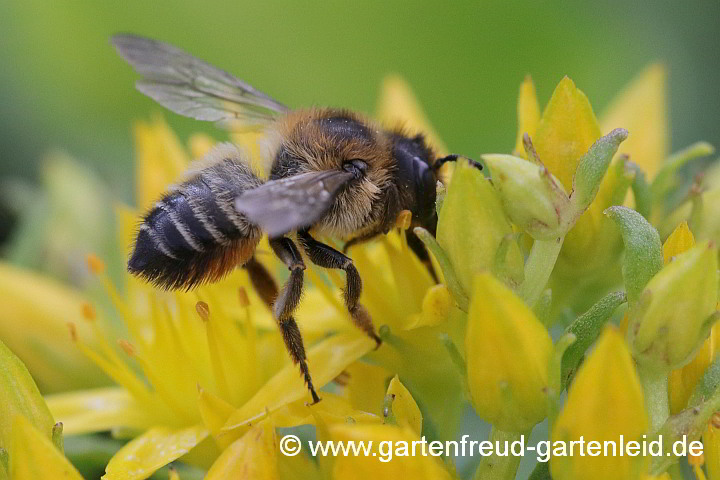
(297, 231, 381, 347)
(268, 237, 320, 404)
(243, 256, 278, 308)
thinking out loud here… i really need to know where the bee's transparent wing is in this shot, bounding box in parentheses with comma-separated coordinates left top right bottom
(235, 170, 355, 237)
(112, 34, 289, 129)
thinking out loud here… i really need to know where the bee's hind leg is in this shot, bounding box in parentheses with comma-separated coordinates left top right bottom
(297, 231, 381, 348)
(269, 237, 320, 404)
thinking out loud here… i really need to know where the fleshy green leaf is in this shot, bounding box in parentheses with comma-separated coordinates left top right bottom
(570, 128, 628, 214)
(560, 291, 628, 387)
(604, 206, 663, 303)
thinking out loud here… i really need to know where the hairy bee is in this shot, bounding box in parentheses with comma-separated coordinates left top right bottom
(112, 34, 476, 403)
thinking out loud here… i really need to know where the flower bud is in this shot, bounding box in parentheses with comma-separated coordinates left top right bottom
(465, 273, 552, 432)
(627, 241, 718, 373)
(551, 327, 648, 480)
(0, 339, 55, 451)
(482, 153, 570, 240)
(437, 160, 524, 293)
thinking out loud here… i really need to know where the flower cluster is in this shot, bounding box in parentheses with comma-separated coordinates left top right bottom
(0, 66, 718, 480)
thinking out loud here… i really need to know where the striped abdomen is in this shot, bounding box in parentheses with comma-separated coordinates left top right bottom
(128, 146, 263, 290)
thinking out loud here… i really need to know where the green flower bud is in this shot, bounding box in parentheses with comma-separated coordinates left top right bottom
(482, 153, 570, 240)
(436, 160, 524, 293)
(627, 241, 718, 373)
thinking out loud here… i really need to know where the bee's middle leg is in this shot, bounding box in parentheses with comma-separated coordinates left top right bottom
(297, 231, 381, 347)
(269, 237, 320, 404)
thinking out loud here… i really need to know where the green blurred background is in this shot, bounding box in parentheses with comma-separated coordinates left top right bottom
(0, 0, 719, 256)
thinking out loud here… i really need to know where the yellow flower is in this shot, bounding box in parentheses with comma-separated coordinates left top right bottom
(513, 75, 635, 276)
(600, 64, 668, 180)
(664, 223, 719, 414)
(465, 273, 552, 432)
(1, 337, 55, 453)
(41, 118, 376, 480)
(627, 240, 718, 373)
(706, 414, 720, 480)
(0, 252, 110, 393)
(436, 160, 524, 292)
(0, 338, 82, 479)
(328, 424, 452, 480)
(9, 416, 83, 480)
(551, 327, 649, 480)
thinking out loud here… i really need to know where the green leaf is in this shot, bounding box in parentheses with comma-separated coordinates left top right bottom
(570, 128, 628, 213)
(651, 141, 715, 203)
(414, 227, 468, 311)
(604, 206, 663, 303)
(688, 332, 720, 408)
(560, 291, 627, 388)
(628, 162, 652, 219)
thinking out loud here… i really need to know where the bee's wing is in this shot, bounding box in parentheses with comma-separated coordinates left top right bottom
(112, 34, 289, 129)
(235, 170, 355, 238)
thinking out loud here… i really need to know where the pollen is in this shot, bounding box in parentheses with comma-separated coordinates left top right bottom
(118, 339, 136, 356)
(81, 302, 96, 321)
(86, 253, 107, 275)
(195, 301, 210, 322)
(395, 209, 412, 230)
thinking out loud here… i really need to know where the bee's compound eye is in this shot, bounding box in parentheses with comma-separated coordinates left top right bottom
(343, 159, 368, 178)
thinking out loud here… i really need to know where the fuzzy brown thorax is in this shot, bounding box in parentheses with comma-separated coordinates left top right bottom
(269, 108, 397, 239)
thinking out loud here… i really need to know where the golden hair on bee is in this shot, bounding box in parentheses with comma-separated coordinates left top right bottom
(112, 33, 479, 404)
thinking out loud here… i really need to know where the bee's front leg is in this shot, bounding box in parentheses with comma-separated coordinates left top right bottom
(268, 237, 320, 404)
(297, 231, 381, 348)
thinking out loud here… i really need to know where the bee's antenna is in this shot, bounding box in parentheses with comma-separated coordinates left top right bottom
(433, 154, 483, 171)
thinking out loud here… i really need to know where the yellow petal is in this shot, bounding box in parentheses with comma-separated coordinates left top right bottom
(386, 376, 422, 437)
(0, 339, 54, 451)
(663, 221, 695, 264)
(197, 386, 236, 449)
(404, 284, 453, 329)
(342, 362, 392, 415)
(46, 387, 154, 435)
(629, 241, 718, 372)
(600, 64, 668, 179)
(133, 115, 189, 211)
(376, 75, 448, 156)
(223, 333, 374, 432)
(10, 415, 83, 480)
(534, 76, 602, 191)
(103, 425, 209, 480)
(0, 262, 107, 392)
(705, 417, 720, 480)
(269, 391, 381, 430)
(465, 273, 552, 432)
(551, 327, 648, 480)
(205, 421, 279, 480)
(514, 75, 541, 156)
(329, 424, 452, 480)
(188, 133, 216, 160)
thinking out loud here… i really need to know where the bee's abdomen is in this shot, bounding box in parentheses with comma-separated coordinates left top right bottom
(129, 149, 263, 290)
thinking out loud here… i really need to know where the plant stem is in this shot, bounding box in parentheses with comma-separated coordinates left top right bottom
(473, 428, 526, 480)
(639, 368, 670, 433)
(519, 236, 565, 307)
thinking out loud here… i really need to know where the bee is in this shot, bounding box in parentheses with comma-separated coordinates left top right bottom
(112, 34, 477, 403)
